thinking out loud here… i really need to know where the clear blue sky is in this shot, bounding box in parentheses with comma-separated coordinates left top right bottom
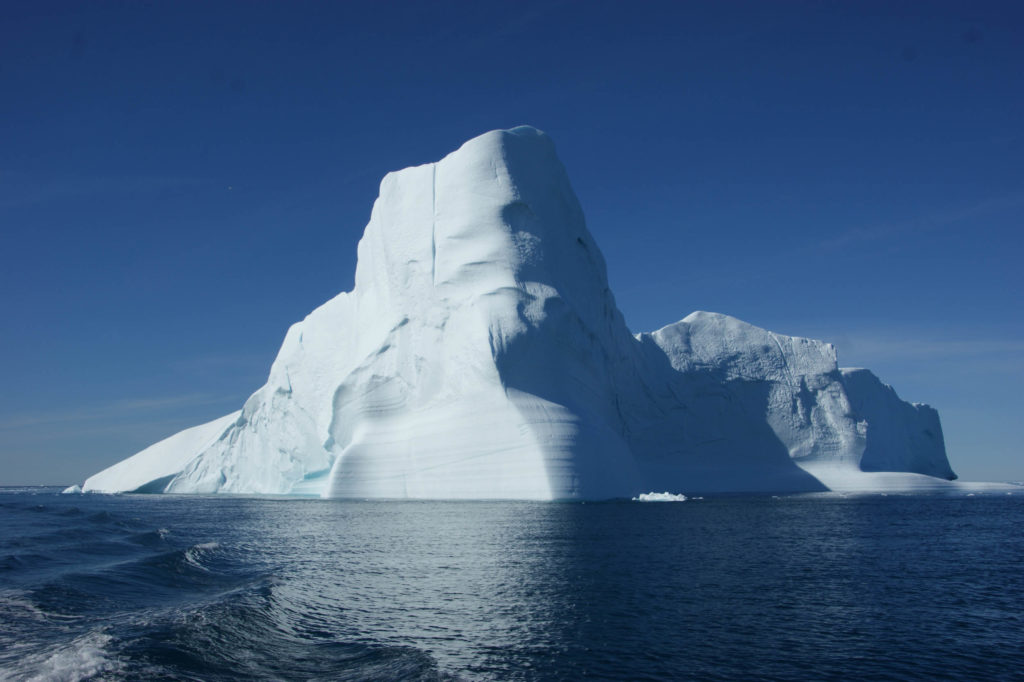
(2, 1, 1021, 485)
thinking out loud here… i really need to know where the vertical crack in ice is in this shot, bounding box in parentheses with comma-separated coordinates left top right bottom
(768, 331, 798, 388)
(431, 163, 437, 287)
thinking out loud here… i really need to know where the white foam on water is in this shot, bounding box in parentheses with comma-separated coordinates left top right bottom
(0, 590, 48, 623)
(183, 541, 221, 571)
(8, 630, 121, 682)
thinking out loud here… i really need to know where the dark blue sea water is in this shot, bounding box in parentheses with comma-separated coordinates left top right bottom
(1, 488, 1022, 681)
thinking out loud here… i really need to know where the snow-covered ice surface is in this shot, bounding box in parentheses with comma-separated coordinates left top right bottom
(85, 412, 240, 494)
(797, 466, 1014, 494)
(82, 126, 960, 499)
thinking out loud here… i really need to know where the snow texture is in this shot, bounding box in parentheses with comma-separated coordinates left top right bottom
(81, 126, 957, 498)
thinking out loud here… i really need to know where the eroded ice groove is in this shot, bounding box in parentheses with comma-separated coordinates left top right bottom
(80, 126, 957, 498)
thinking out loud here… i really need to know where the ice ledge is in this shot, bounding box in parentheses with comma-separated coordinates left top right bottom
(798, 464, 1008, 493)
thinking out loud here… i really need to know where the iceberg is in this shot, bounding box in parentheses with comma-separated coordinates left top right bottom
(633, 492, 689, 502)
(82, 126, 956, 498)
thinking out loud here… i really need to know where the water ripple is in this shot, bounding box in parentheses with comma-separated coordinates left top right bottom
(0, 490, 1021, 680)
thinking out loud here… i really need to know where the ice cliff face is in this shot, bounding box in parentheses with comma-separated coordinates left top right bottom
(82, 126, 956, 497)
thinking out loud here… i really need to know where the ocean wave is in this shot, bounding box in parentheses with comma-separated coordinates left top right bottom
(183, 542, 220, 572)
(120, 593, 458, 681)
(0, 589, 53, 622)
(125, 528, 171, 548)
(1, 552, 52, 573)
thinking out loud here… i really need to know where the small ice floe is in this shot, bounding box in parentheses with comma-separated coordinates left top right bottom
(61, 485, 82, 494)
(633, 491, 687, 502)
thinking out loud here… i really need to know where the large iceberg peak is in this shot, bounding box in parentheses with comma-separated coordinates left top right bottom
(318, 125, 640, 499)
(353, 125, 617, 336)
(81, 126, 958, 498)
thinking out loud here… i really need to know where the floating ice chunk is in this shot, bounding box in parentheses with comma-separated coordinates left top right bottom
(61, 485, 82, 494)
(633, 492, 688, 502)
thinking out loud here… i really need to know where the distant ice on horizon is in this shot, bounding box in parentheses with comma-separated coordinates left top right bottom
(633, 492, 689, 502)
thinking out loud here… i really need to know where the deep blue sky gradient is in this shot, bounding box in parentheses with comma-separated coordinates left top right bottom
(2, 1, 1022, 484)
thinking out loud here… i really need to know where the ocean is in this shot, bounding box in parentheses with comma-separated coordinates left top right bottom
(1, 488, 1021, 680)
